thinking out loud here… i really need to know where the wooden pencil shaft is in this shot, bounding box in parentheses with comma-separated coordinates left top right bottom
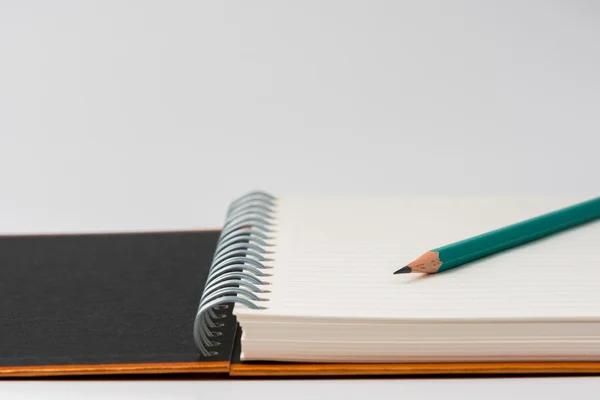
(433, 197, 600, 273)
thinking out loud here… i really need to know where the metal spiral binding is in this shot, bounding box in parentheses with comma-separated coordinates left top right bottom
(193, 191, 277, 356)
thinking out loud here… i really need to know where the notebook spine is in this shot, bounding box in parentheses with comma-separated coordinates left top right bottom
(193, 191, 276, 357)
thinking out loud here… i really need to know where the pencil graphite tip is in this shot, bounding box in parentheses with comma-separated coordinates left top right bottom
(394, 266, 412, 275)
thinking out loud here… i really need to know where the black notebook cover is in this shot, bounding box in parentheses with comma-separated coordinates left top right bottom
(0, 230, 237, 377)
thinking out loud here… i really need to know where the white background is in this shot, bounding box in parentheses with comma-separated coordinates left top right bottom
(1, 0, 599, 398)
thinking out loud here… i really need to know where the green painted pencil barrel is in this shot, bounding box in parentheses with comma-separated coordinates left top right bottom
(433, 197, 600, 272)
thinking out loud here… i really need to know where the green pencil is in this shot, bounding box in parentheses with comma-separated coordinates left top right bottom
(394, 197, 600, 275)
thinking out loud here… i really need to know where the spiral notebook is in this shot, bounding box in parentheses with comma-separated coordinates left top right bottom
(2, 192, 600, 377)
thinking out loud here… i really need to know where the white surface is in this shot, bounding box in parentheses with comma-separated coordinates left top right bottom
(236, 196, 600, 362)
(2, 378, 600, 400)
(1, 0, 599, 398)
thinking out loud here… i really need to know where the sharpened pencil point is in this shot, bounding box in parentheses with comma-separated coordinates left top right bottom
(394, 266, 412, 274)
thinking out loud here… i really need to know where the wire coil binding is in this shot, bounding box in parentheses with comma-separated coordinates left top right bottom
(193, 191, 277, 356)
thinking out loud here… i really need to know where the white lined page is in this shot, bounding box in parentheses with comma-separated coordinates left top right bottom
(235, 196, 600, 321)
